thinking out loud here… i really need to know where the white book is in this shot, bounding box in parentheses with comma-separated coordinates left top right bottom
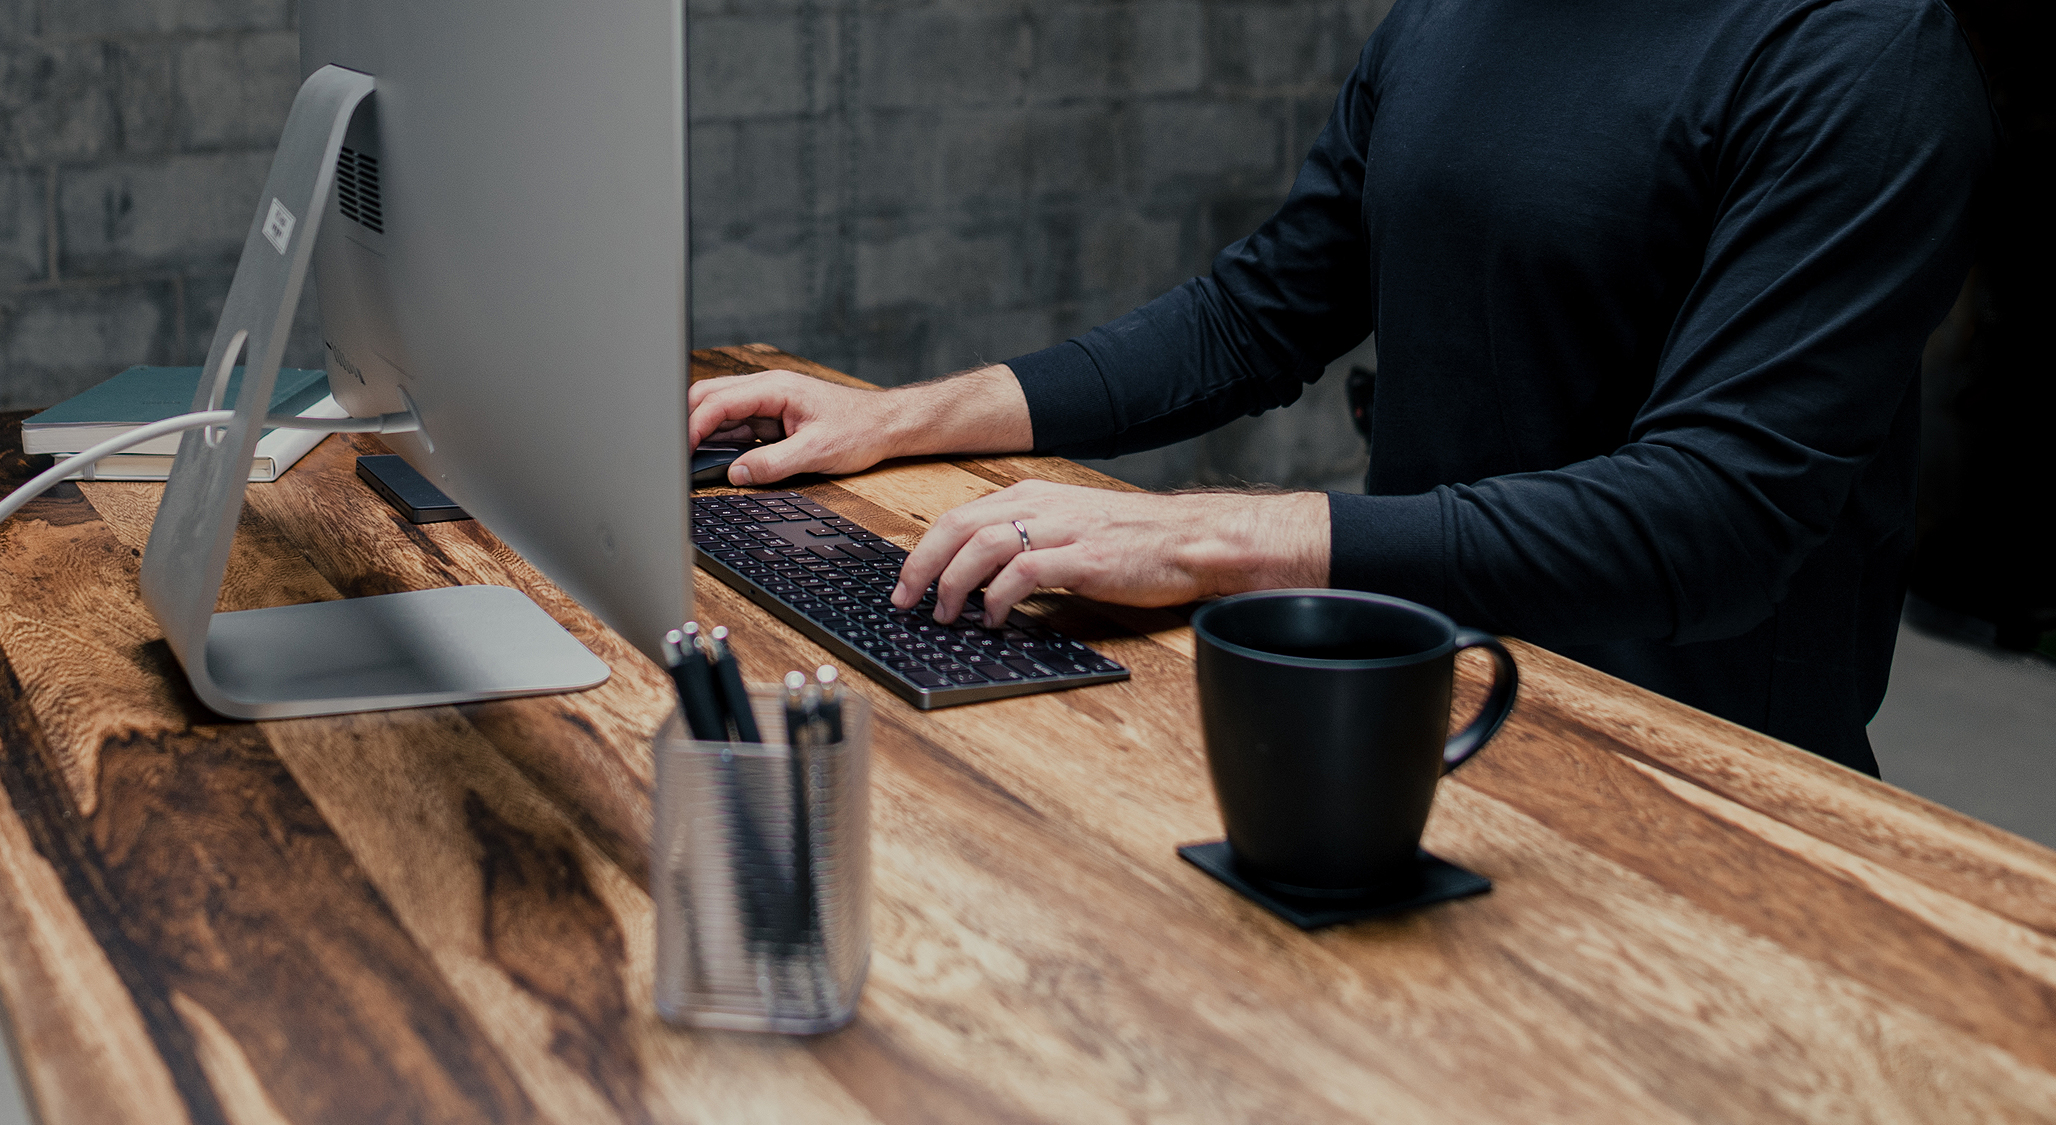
(55, 396, 350, 482)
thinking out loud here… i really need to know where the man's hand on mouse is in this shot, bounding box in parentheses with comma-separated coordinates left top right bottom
(687, 365, 1032, 486)
(891, 480, 1331, 627)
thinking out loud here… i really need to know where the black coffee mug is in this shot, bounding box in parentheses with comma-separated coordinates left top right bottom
(1190, 590, 1518, 893)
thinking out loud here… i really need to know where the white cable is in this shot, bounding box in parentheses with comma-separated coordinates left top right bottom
(0, 409, 234, 525)
(0, 406, 422, 526)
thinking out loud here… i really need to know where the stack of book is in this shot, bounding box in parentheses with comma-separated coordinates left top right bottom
(23, 366, 346, 482)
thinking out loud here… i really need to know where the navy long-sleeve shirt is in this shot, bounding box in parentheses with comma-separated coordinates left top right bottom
(1006, 0, 1992, 771)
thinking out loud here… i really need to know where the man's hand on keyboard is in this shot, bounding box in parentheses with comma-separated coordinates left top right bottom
(892, 480, 1331, 627)
(688, 365, 1033, 485)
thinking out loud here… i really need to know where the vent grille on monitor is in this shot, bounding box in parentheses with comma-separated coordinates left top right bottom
(336, 146, 385, 234)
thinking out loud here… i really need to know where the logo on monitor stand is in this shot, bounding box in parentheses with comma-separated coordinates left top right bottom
(262, 199, 296, 254)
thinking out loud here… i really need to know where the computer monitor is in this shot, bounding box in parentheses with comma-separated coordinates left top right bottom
(132, 0, 693, 718)
(303, 0, 693, 658)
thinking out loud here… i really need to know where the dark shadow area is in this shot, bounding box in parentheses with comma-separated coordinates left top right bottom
(1909, 1, 2056, 656)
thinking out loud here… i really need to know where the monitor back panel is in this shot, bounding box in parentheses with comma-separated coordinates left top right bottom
(302, 0, 691, 661)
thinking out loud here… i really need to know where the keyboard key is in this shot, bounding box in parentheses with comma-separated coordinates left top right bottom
(1004, 658, 1057, 679)
(945, 669, 987, 684)
(905, 669, 951, 688)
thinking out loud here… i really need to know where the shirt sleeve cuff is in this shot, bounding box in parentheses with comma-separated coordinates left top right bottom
(1006, 340, 1119, 458)
(1327, 489, 1449, 610)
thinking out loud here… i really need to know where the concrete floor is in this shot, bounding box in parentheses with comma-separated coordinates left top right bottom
(0, 1022, 20, 1125)
(1870, 623, 2056, 849)
(0, 624, 2046, 1123)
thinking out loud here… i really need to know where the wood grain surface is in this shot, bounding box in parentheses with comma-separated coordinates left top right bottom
(0, 344, 2052, 1124)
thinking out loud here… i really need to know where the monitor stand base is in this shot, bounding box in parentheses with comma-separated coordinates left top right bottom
(136, 65, 612, 721)
(202, 586, 610, 720)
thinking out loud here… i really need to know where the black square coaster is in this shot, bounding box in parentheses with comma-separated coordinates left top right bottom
(1177, 840, 1491, 930)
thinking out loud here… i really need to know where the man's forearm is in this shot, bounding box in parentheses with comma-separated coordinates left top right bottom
(879, 364, 1033, 458)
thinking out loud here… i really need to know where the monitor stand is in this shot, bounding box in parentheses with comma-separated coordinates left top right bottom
(136, 65, 610, 721)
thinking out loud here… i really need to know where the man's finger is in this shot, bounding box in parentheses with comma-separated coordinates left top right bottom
(687, 383, 790, 447)
(706, 422, 758, 443)
(688, 368, 803, 410)
(894, 506, 1010, 608)
(980, 544, 1086, 626)
(686, 371, 765, 412)
(931, 522, 1029, 621)
(729, 431, 823, 485)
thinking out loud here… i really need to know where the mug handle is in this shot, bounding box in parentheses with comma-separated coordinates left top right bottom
(1443, 629, 1519, 772)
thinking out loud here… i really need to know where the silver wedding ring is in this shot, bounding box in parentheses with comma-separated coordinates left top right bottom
(1012, 519, 1032, 555)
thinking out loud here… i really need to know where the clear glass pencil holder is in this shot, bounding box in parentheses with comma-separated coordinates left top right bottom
(652, 686, 871, 1034)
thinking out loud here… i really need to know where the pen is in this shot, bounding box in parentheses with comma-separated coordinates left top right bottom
(683, 624, 783, 967)
(785, 668, 829, 1006)
(784, 670, 818, 933)
(783, 669, 814, 752)
(814, 664, 843, 743)
(705, 625, 761, 743)
(666, 623, 725, 741)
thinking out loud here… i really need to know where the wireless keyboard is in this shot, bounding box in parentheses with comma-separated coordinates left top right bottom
(690, 491, 1129, 708)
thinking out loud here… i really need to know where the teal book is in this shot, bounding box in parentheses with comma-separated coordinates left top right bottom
(22, 366, 344, 482)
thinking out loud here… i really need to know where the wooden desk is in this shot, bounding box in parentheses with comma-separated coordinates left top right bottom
(0, 344, 2052, 1124)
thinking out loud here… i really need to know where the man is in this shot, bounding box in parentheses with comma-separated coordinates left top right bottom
(688, 0, 1993, 774)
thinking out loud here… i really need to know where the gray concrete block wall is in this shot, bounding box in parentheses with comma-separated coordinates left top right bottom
(688, 0, 1390, 488)
(0, 0, 313, 410)
(0, 0, 1390, 490)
